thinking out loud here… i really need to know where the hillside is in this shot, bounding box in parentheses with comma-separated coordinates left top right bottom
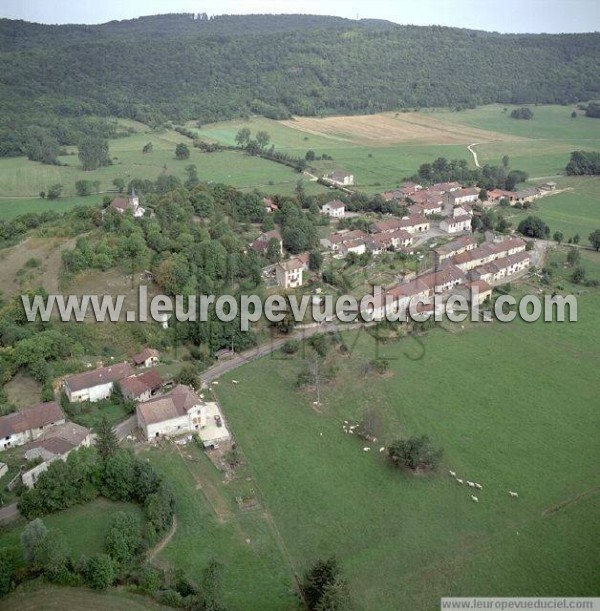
(1, 13, 600, 157)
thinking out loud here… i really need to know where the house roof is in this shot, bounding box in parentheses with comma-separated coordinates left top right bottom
(137, 384, 202, 426)
(110, 197, 133, 211)
(445, 215, 472, 225)
(64, 362, 134, 393)
(277, 258, 304, 272)
(329, 230, 367, 244)
(324, 200, 345, 210)
(119, 369, 164, 397)
(251, 230, 282, 252)
(24, 421, 90, 460)
(329, 171, 352, 180)
(434, 235, 477, 256)
(370, 219, 404, 233)
(132, 348, 159, 365)
(0, 402, 65, 439)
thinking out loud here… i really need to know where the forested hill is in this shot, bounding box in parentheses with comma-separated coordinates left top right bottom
(1, 13, 599, 157)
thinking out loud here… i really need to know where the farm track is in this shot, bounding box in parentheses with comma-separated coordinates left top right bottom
(147, 516, 178, 562)
(542, 484, 600, 517)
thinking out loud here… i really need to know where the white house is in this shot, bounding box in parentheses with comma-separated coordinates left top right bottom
(451, 188, 480, 206)
(440, 215, 472, 234)
(22, 422, 92, 489)
(0, 402, 66, 451)
(327, 171, 354, 186)
(63, 362, 134, 403)
(109, 190, 145, 218)
(275, 258, 305, 289)
(137, 385, 231, 446)
(132, 348, 160, 368)
(321, 200, 346, 218)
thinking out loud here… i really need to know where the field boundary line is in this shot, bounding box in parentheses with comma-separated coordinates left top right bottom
(542, 484, 600, 517)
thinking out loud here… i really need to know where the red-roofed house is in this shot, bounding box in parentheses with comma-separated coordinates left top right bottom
(132, 348, 159, 368)
(0, 402, 66, 451)
(63, 362, 134, 403)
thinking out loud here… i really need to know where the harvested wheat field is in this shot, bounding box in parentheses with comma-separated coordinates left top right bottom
(280, 112, 526, 146)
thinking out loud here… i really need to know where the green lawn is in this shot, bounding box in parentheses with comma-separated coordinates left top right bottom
(502, 177, 600, 240)
(0, 498, 142, 562)
(145, 445, 298, 611)
(207, 291, 600, 610)
(1, 581, 167, 611)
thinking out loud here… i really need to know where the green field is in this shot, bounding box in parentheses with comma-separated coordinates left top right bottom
(0, 122, 326, 220)
(1, 582, 166, 611)
(432, 105, 600, 178)
(502, 177, 600, 240)
(0, 498, 142, 562)
(165, 292, 600, 611)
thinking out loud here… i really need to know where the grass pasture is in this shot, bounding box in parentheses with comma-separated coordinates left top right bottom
(502, 177, 600, 240)
(0, 582, 167, 611)
(205, 292, 600, 610)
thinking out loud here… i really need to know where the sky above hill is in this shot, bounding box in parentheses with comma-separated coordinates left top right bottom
(2, 0, 599, 33)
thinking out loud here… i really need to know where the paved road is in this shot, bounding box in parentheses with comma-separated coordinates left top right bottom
(114, 415, 137, 440)
(0, 502, 20, 525)
(200, 322, 367, 384)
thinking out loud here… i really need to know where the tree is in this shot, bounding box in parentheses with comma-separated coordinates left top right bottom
(175, 364, 200, 389)
(20, 518, 48, 565)
(0, 548, 14, 597)
(588, 229, 600, 251)
(101, 451, 136, 501)
(234, 128, 251, 147)
(142, 142, 153, 154)
(571, 110, 577, 118)
(572, 233, 580, 245)
(502, 155, 510, 168)
(566, 247, 580, 266)
(200, 559, 226, 611)
(478, 188, 488, 201)
(175, 143, 190, 160)
(566, 151, 600, 176)
(309, 250, 323, 271)
(571, 266, 586, 284)
(75, 179, 93, 196)
(305, 150, 316, 161)
(78, 137, 111, 171)
(255, 130, 270, 149)
(553, 231, 564, 245)
(518, 216, 550, 239)
(46, 184, 63, 200)
(388, 435, 443, 471)
(302, 557, 350, 611)
(266, 237, 282, 264)
(95, 416, 118, 462)
(31, 528, 70, 582)
(105, 512, 143, 566)
(113, 178, 125, 193)
(85, 554, 115, 590)
(510, 107, 534, 120)
(185, 164, 199, 190)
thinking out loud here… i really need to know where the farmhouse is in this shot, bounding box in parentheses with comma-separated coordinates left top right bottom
(369, 219, 404, 234)
(263, 197, 279, 213)
(371, 217, 429, 234)
(276, 257, 306, 289)
(433, 235, 478, 263)
(321, 200, 346, 218)
(365, 230, 411, 255)
(456, 280, 493, 306)
(321, 229, 368, 250)
(137, 384, 231, 446)
(432, 181, 461, 193)
(327, 170, 354, 186)
(540, 182, 557, 191)
(470, 251, 531, 283)
(132, 347, 159, 368)
(251, 230, 283, 256)
(0, 401, 66, 451)
(338, 238, 367, 257)
(450, 187, 480, 206)
(400, 181, 423, 196)
(118, 369, 164, 402)
(488, 188, 515, 203)
(440, 215, 472, 233)
(515, 187, 541, 203)
(22, 422, 92, 489)
(109, 191, 145, 218)
(63, 362, 134, 403)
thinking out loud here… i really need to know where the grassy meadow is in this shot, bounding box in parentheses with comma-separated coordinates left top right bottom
(188, 292, 600, 610)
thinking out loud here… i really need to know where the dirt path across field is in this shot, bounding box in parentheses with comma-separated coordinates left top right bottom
(542, 484, 600, 517)
(467, 143, 482, 168)
(147, 516, 178, 562)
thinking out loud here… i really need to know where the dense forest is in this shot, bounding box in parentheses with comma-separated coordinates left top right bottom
(1, 13, 600, 157)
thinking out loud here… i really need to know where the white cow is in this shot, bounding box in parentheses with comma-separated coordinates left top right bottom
(449, 470, 456, 477)
(475, 483, 482, 490)
(509, 491, 519, 498)
(471, 495, 479, 503)
(456, 478, 464, 484)
(379, 447, 385, 453)
(232, 380, 239, 384)
(363, 447, 371, 452)
(467, 481, 475, 488)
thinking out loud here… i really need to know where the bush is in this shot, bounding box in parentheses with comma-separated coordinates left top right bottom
(388, 435, 443, 471)
(85, 554, 115, 590)
(370, 358, 389, 374)
(282, 340, 300, 355)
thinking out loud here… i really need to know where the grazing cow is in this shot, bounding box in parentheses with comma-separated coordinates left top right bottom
(456, 479, 464, 484)
(363, 447, 371, 452)
(232, 380, 239, 384)
(379, 447, 385, 453)
(509, 491, 519, 498)
(467, 481, 475, 487)
(449, 470, 456, 477)
(212, 381, 219, 385)
(475, 483, 482, 490)
(471, 495, 479, 503)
